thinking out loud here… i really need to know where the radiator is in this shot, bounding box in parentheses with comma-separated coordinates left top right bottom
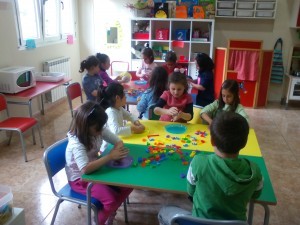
(43, 57, 71, 102)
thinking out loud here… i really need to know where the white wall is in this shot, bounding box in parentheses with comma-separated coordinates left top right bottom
(78, 0, 300, 102)
(214, 0, 300, 101)
(0, 0, 82, 117)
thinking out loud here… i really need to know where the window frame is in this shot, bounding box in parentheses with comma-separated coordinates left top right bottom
(14, 0, 75, 49)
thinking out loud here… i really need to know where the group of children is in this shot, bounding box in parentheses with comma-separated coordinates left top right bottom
(64, 48, 262, 225)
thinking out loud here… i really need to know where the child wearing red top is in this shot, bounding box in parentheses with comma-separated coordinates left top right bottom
(154, 72, 193, 122)
(162, 51, 183, 75)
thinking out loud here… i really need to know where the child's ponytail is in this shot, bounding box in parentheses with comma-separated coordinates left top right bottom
(97, 85, 110, 110)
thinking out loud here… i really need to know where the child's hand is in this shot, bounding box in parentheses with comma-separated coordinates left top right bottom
(187, 78, 194, 83)
(115, 75, 122, 80)
(167, 107, 178, 116)
(110, 141, 129, 160)
(131, 124, 145, 134)
(133, 120, 141, 126)
(189, 82, 196, 87)
(172, 111, 183, 122)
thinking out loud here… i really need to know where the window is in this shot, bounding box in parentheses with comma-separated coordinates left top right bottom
(14, 0, 74, 48)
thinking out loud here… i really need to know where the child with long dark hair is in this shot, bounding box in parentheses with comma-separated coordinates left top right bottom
(96, 52, 123, 86)
(65, 101, 132, 225)
(97, 83, 145, 136)
(137, 66, 168, 119)
(201, 79, 249, 125)
(189, 53, 215, 107)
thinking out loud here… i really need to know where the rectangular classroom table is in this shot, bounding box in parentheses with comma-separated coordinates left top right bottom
(83, 120, 277, 225)
(3, 78, 71, 117)
(122, 120, 262, 157)
(83, 143, 276, 225)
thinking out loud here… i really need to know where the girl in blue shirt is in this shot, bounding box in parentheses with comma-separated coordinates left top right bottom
(80, 55, 103, 101)
(137, 66, 168, 119)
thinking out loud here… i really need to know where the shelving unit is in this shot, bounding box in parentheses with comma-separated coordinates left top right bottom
(215, 0, 277, 19)
(130, 18, 215, 78)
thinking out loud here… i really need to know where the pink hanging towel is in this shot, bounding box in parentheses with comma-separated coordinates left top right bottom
(229, 50, 259, 81)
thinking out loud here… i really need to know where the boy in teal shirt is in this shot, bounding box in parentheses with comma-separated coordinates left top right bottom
(158, 112, 263, 224)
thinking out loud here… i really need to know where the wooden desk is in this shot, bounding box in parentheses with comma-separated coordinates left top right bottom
(83, 143, 276, 225)
(122, 120, 261, 157)
(4, 78, 71, 117)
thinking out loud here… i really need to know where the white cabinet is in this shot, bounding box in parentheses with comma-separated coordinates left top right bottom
(290, 0, 300, 28)
(216, 0, 277, 19)
(130, 18, 215, 78)
(283, 45, 300, 108)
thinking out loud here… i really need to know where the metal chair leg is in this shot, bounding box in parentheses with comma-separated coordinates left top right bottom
(31, 127, 36, 145)
(123, 200, 128, 223)
(7, 131, 13, 145)
(51, 199, 64, 225)
(19, 132, 28, 162)
(36, 123, 44, 148)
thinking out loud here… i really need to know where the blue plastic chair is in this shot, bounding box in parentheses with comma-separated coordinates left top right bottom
(158, 206, 248, 225)
(43, 138, 128, 225)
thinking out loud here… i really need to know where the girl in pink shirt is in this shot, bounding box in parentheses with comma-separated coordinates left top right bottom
(154, 72, 194, 122)
(136, 46, 157, 81)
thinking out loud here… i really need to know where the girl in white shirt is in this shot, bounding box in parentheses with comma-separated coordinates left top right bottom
(98, 83, 145, 137)
(65, 101, 132, 225)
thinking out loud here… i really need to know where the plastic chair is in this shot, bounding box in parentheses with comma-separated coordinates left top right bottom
(43, 138, 129, 225)
(65, 82, 83, 118)
(110, 61, 129, 76)
(43, 138, 101, 224)
(148, 104, 160, 120)
(171, 216, 248, 225)
(158, 206, 248, 225)
(188, 105, 203, 124)
(0, 93, 44, 162)
(128, 70, 139, 81)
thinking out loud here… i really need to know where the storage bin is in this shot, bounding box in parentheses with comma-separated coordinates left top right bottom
(35, 72, 65, 82)
(256, 2, 275, 10)
(237, 2, 255, 9)
(255, 11, 274, 17)
(133, 32, 149, 40)
(0, 185, 13, 225)
(155, 29, 169, 40)
(217, 2, 235, 9)
(175, 29, 189, 41)
(236, 10, 254, 17)
(217, 10, 234, 16)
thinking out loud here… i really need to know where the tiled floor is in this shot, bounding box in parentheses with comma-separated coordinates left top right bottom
(0, 99, 300, 225)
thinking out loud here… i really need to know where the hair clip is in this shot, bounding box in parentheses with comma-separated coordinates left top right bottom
(174, 68, 186, 74)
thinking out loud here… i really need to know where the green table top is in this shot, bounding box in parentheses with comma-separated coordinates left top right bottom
(82, 143, 277, 205)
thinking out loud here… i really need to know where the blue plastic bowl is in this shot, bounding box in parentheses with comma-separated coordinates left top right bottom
(165, 124, 187, 134)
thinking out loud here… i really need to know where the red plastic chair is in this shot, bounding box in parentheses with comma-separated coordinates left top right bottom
(65, 82, 83, 118)
(0, 93, 44, 162)
(128, 71, 139, 81)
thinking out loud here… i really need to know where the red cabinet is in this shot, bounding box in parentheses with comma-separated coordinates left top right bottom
(214, 40, 273, 108)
